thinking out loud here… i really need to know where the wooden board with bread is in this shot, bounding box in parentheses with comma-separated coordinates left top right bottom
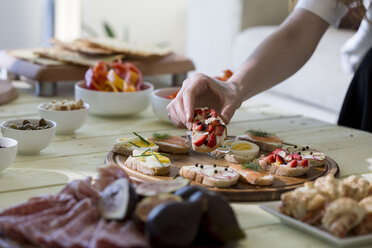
(106, 107, 339, 201)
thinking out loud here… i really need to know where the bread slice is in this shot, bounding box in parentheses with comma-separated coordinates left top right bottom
(236, 131, 282, 152)
(148, 135, 190, 154)
(179, 165, 239, 188)
(112, 137, 159, 156)
(259, 160, 309, 177)
(124, 152, 170, 176)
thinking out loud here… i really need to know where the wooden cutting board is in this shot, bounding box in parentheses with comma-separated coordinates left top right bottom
(105, 142, 339, 202)
(0, 80, 17, 105)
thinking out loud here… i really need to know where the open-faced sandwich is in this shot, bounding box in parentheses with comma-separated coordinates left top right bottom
(259, 148, 310, 177)
(191, 107, 227, 153)
(125, 149, 171, 176)
(148, 132, 190, 154)
(112, 132, 158, 156)
(283, 145, 327, 167)
(229, 161, 274, 186)
(180, 164, 239, 188)
(236, 129, 282, 152)
(223, 140, 260, 164)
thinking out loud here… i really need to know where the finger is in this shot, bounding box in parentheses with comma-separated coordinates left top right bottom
(221, 104, 237, 124)
(183, 74, 208, 122)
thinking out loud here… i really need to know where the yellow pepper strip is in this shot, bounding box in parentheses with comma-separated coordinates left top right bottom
(104, 80, 119, 92)
(129, 71, 138, 84)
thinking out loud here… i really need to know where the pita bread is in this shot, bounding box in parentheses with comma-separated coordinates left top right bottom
(50, 38, 116, 56)
(8, 48, 66, 66)
(34, 47, 124, 67)
(79, 37, 171, 58)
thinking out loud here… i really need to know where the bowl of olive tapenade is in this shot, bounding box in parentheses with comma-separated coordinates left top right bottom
(0, 118, 56, 155)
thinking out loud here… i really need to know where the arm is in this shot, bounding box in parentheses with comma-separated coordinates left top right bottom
(167, 9, 329, 129)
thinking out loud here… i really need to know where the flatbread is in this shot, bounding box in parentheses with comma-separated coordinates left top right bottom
(8, 49, 66, 66)
(79, 37, 172, 58)
(34, 47, 124, 66)
(50, 38, 116, 55)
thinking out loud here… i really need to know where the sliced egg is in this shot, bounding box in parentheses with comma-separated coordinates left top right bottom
(229, 140, 259, 157)
(133, 150, 170, 168)
(115, 137, 158, 152)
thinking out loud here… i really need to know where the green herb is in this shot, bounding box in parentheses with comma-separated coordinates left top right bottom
(141, 148, 151, 156)
(245, 129, 272, 138)
(173, 174, 180, 179)
(206, 153, 218, 159)
(242, 162, 261, 171)
(151, 150, 164, 167)
(129, 142, 140, 148)
(152, 132, 171, 140)
(133, 132, 150, 145)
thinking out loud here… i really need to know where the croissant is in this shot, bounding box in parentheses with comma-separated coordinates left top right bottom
(354, 196, 372, 235)
(280, 182, 326, 223)
(322, 197, 366, 238)
(313, 174, 340, 201)
(339, 175, 370, 201)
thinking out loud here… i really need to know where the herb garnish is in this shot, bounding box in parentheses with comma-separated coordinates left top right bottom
(151, 150, 164, 167)
(129, 142, 140, 148)
(152, 132, 171, 140)
(206, 153, 218, 159)
(245, 129, 272, 138)
(242, 162, 261, 171)
(133, 131, 150, 145)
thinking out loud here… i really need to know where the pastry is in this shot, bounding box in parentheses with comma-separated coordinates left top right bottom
(355, 196, 372, 235)
(259, 148, 309, 177)
(179, 164, 239, 188)
(124, 150, 171, 176)
(191, 108, 227, 153)
(112, 132, 158, 156)
(236, 129, 282, 152)
(280, 182, 326, 224)
(223, 140, 260, 164)
(321, 197, 366, 238)
(148, 132, 190, 154)
(339, 175, 371, 201)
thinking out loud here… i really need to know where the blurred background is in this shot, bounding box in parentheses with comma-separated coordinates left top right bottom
(0, 0, 358, 123)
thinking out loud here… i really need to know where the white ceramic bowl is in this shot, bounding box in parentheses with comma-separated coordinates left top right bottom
(1, 119, 56, 155)
(151, 87, 180, 122)
(0, 137, 17, 171)
(38, 102, 89, 135)
(75, 81, 154, 116)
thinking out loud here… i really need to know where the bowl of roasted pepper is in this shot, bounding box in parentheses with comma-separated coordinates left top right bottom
(75, 60, 153, 116)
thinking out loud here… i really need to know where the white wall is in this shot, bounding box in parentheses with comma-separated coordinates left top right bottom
(81, 0, 187, 54)
(0, 0, 47, 49)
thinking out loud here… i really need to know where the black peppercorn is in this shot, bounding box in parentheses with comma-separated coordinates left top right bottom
(302, 147, 306, 151)
(195, 163, 199, 167)
(294, 145, 297, 148)
(200, 165, 204, 169)
(224, 167, 228, 171)
(214, 170, 218, 174)
(306, 146, 309, 149)
(213, 164, 217, 167)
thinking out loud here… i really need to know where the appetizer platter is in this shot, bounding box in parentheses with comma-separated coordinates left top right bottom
(260, 174, 372, 247)
(106, 108, 340, 201)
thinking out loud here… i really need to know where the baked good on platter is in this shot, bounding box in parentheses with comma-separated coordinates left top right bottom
(236, 129, 282, 152)
(179, 164, 239, 188)
(259, 148, 310, 177)
(280, 182, 326, 223)
(223, 140, 260, 164)
(191, 108, 227, 153)
(124, 150, 170, 176)
(321, 197, 366, 238)
(148, 132, 190, 154)
(355, 196, 372, 235)
(112, 132, 158, 156)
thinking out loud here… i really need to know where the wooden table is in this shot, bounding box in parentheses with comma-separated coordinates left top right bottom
(1, 85, 372, 248)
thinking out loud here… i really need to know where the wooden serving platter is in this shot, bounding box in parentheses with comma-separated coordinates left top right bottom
(105, 142, 339, 202)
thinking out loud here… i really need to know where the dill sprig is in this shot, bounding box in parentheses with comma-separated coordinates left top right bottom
(245, 129, 272, 138)
(152, 132, 171, 140)
(242, 162, 261, 171)
(133, 131, 150, 145)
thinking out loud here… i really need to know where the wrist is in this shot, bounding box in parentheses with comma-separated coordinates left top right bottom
(227, 78, 245, 103)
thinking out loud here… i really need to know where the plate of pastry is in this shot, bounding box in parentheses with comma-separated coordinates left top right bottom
(106, 107, 339, 201)
(260, 174, 372, 247)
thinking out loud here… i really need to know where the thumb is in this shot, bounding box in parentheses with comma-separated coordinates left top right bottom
(221, 104, 237, 124)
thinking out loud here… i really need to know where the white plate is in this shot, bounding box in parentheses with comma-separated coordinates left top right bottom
(260, 201, 372, 247)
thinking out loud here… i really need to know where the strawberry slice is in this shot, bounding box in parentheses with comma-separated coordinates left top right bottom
(195, 109, 203, 116)
(211, 109, 218, 118)
(287, 160, 298, 168)
(207, 133, 217, 148)
(262, 154, 275, 164)
(272, 148, 285, 156)
(194, 135, 208, 147)
(212, 119, 221, 126)
(297, 159, 308, 167)
(275, 155, 284, 165)
(203, 108, 211, 117)
(206, 124, 215, 133)
(214, 125, 225, 136)
(292, 153, 302, 160)
(193, 121, 203, 131)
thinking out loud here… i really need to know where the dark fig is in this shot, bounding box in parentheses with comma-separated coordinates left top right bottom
(174, 185, 208, 200)
(146, 200, 203, 248)
(135, 177, 189, 197)
(98, 178, 136, 220)
(135, 193, 182, 222)
(189, 191, 245, 244)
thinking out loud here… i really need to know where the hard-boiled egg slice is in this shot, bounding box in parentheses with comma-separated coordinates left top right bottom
(229, 140, 259, 157)
(115, 137, 158, 152)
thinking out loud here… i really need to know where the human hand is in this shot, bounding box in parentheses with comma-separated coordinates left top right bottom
(167, 73, 243, 129)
